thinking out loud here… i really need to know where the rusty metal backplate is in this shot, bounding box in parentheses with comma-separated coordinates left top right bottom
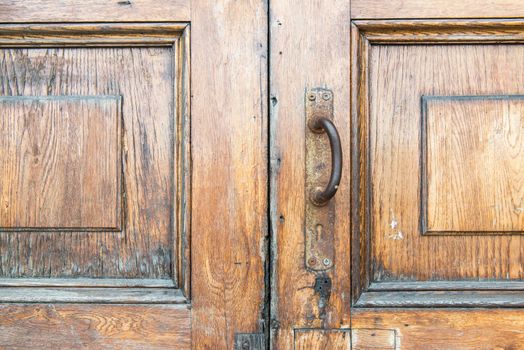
(304, 87, 335, 271)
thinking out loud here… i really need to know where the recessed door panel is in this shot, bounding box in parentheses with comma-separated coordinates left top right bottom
(0, 46, 176, 279)
(352, 21, 524, 311)
(369, 44, 524, 282)
(0, 24, 190, 292)
(1, 96, 121, 231)
(423, 95, 524, 234)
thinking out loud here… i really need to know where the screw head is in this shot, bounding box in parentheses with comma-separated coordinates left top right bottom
(308, 257, 317, 266)
(322, 92, 331, 100)
(242, 340, 250, 350)
(308, 93, 316, 101)
(323, 258, 332, 266)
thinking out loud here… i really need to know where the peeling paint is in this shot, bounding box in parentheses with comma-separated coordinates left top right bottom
(390, 218, 398, 229)
(387, 231, 404, 240)
(387, 210, 404, 240)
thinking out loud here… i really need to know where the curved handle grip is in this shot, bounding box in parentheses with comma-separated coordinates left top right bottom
(309, 117, 342, 206)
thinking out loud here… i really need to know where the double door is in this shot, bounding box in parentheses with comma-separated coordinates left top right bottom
(1, 1, 524, 349)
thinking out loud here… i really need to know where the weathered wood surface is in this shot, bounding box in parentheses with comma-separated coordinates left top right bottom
(0, 23, 186, 47)
(352, 309, 524, 350)
(356, 290, 524, 308)
(294, 329, 395, 350)
(0, 0, 190, 22)
(424, 96, 524, 234)
(270, 0, 351, 348)
(191, 0, 268, 348)
(352, 0, 524, 19)
(368, 281, 524, 291)
(0, 278, 175, 288)
(351, 329, 396, 350)
(0, 304, 190, 349)
(0, 45, 177, 279)
(0, 96, 121, 230)
(0, 1, 268, 349)
(0, 287, 186, 304)
(350, 18, 524, 348)
(356, 35, 524, 283)
(294, 330, 350, 350)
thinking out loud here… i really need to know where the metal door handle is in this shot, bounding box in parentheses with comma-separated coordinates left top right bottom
(305, 88, 338, 270)
(308, 117, 342, 205)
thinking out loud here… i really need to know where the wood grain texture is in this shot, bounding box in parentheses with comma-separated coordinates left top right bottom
(351, 329, 396, 350)
(0, 278, 175, 288)
(175, 26, 192, 302)
(0, 287, 185, 304)
(270, 0, 351, 349)
(191, 0, 268, 348)
(355, 39, 524, 283)
(353, 19, 524, 44)
(356, 290, 524, 307)
(0, 46, 177, 279)
(351, 21, 371, 308)
(0, 304, 190, 349)
(424, 96, 524, 234)
(351, 0, 524, 19)
(294, 329, 350, 350)
(295, 329, 395, 350)
(0, 23, 186, 48)
(0, 96, 121, 230)
(350, 19, 524, 348)
(0, 0, 190, 23)
(369, 280, 524, 291)
(352, 309, 524, 350)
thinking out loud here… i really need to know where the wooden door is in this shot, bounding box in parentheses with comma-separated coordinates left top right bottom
(271, 1, 524, 349)
(0, 1, 268, 349)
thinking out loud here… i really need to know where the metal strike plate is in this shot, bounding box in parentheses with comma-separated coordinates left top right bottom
(305, 88, 335, 271)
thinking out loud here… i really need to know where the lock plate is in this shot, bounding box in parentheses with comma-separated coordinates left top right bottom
(304, 88, 335, 271)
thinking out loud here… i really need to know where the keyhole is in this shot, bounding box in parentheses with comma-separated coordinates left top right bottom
(316, 224, 323, 240)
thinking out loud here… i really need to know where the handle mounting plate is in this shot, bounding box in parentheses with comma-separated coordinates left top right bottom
(305, 88, 335, 271)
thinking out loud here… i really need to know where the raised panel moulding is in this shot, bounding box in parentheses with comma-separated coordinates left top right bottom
(422, 95, 524, 235)
(0, 95, 122, 231)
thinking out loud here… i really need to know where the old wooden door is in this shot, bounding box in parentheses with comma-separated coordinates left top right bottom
(0, 1, 268, 349)
(271, 1, 524, 349)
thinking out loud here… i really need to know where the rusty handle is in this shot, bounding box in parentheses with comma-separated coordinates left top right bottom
(309, 117, 342, 205)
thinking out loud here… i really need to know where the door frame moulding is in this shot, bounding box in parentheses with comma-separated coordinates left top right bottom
(351, 19, 524, 308)
(0, 22, 191, 304)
